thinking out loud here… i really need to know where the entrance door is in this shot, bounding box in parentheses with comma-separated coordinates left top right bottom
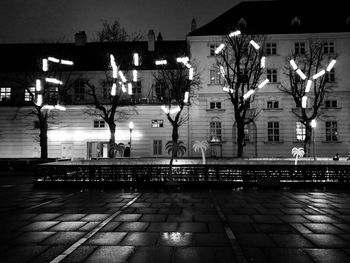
(87, 142, 109, 159)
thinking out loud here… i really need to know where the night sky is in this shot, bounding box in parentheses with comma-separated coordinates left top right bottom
(0, 0, 257, 43)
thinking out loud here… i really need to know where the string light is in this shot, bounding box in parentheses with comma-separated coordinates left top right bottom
(296, 69, 307, 80)
(184, 91, 189, 103)
(215, 43, 225, 54)
(326, 59, 336, 72)
(133, 53, 139, 66)
(305, 80, 312, 93)
(45, 78, 63, 85)
(290, 59, 298, 70)
(155, 60, 167, 65)
(229, 30, 241, 37)
(249, 40, 260, 50)
(128, 83, 133, 95)
(42, 59, 48, 71)
(243, 89, 255, 100)
(111, 83, 117, 96)
(312, 70, 325, 80)
(258, 79, 269, 89)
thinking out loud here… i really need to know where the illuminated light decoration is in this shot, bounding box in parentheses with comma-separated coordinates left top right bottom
(258, 79, 269, 89)
(184, 62, 191, 69)
(45, 77, 63, 85)
(312, 70, 325, 80)
(111, 83, 117, 96)
(155, 59, 167, 65)
(184, 91, 189, 103)
(296, 69, 307, 80)
(326, 59, 336, 72)
(133, 53, 139, 66)
(229, 30, 241, 37)
(112, 68, 118, 79)
(219, 66, 225, 77)
(48, 57, 60, 63)
(305, 80, 312, 93)
(161, 105, 170, 114)
(60, 59, 73, 65)
(36, 79, 42, 91)
(55, 104, 66, 111)
(119, 71, 127, 83)
(176, 57, 189, 64)
(223, 87, 234, 93)
(121, 83, 126, 93)
(42, 59, 48, 71)
(110, 54, 117, 68)
(243, 89, 255, 100)
(302, 96, 307, 108)
(133, 70, 138, 82)
(260, 56, 266, 68)
(290, 59, 298, 70)
(249, 40, 260, 50)
(189, 68, 194, 80)
(169, 105, 181, 115)
(311, 119, 317, 128)
(36, 94, 43, 106)
(215, 43, 225, 54)
(128, 83, 133, 95)
(42, 105, 55, 110)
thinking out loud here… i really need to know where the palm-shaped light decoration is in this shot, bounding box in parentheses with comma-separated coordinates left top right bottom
(165, 140, 187, 180)
(115, 143, 125, 157)
(193, 140, 209, 164)
(291, 147, 305, 165)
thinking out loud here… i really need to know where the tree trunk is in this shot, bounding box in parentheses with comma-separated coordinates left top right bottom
(39, 126, 48, 159)
(172, 124, 179, 157)
(201, 149, 206, 164)
(108, 122, 116, 158)
(236, 122, 245, 158)
(168, 151, 174, 181)
(304, 123, 312, 157)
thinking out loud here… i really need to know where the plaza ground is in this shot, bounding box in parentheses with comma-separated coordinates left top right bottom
(1, 175, 350, 262)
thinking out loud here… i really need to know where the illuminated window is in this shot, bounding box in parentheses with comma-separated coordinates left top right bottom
(152, 119, 164, 128)
(267, 69, 278, 83)
(325, 69, 335, 82)
(326, 121, 338, 141)
(153, 140, 162, 155)
(267, 100, 279, 109)
(25, 87, 35, 101)
(132, 81, 142, 95)
(94, 120, 105, 128)
(325, 100, 337, 108)
(0, 87, 11, 101)
(267, 121, 279, 142)
(296, 122, 306, 141)
(266, 42, 277, 55)
(209, 70, 224, 85)
(295, 42, 305, 55)
(74, 79, 85, 101)
(324, 42, 335, 54)
(210, 101, 221, 109)
(209, 121, 222, 142)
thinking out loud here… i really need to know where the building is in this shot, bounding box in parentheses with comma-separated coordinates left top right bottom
(187, 0, 350, 158)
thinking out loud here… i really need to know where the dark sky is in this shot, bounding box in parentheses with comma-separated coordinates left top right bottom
(0, 0, 258, 43)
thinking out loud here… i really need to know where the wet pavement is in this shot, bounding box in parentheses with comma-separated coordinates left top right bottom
(1, 176, 350, 262)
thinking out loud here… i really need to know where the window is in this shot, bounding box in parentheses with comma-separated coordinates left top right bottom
(267, 121, 279, 142)
(210, 101, 222, 109)
(153, 140, 162, 155)
(47, 86, 58, 101)
(25, 87, 35, 102)
(0, 87, 11, 101)
(209, 121, 222, 142)
(209, 44, 218, 56)
(325, 100, 337, 108)
(325, 68, 335, 82)
(291, 17, 301, 27)
(155, 80, 165, 98)
(152, 119, 164, 128)
(74, 80, 85, 101)
(267, 69, 278, 83)
(296, 122, 306, 141)
(324, 42, 335, 54)
(132, 81, 142, 95)
(210, 70, 224, 85)
(325, 121, 338, 141)
(267, 100, 279, 109)
(94, 120, 105, 128)
(244, 125, 250, 142)
(295, 42, 305, 55)
(266, 42, 277, 55)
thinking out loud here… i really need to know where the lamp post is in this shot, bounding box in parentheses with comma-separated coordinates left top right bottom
(311, 119, 317, 161)
(129, 121, 134, 157)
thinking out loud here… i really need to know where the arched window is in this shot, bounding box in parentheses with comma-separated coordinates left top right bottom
(291, 16, 301, 27)
(238, 18, 247, 29)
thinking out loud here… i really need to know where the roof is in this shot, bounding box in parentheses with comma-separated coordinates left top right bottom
(188, 1, 350, 36)
(0, 41, 187, 72)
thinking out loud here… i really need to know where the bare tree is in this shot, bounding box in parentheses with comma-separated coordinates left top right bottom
(278, 40, 336, 156)
(216, 33, 266, 157)
(96, 19, 144, 42)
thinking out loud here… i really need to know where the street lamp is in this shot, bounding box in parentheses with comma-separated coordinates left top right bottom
(311, 119, 317, 161)
(129, 122, 134, 157)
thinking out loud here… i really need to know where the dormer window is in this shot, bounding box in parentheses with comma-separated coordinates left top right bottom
(291, 17, 301, 27)
(238, 18, 247, 29)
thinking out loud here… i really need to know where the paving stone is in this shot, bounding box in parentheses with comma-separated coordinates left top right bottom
(303, 234, 349, 248)
(278, 215, 310, 223)
(236, 233, 275, 247)
(49, 221, 87, 231)
(303, 223, 344, 234)
(192, 233, 230, 246)
(114, 213, 142, 221)
(128, 246, 173, 263)
(100, 221, 121, 231)
(252, 215, 283, 224)
(213, 247, 238, 263)
(157, 232, 192, 246)
(242, 247, 270, 263)
(78, 221, 100, 231)
(265, 248, 314, 263)
(117, 222, 149, 232)
(54, 213, 86, 221)
(41, 232, 85, 245)
(290, 223, 313, 234)
(87, 232, 127, 245)
(0, 245, 49, 263)
(173, 247, 215, 263)
(85, 246, 135, 263)
(30, 245, 67, 263)
(139, 214, 167, 222)
(303, 215, 339, 223)
(147, 222, 178, 232)
(227, 215, 253, 223)
(177, 222, 208, 232)
(167, 214, 193, 222)
(194, 214, 221, 222)
(334, 223, 350, 232)
(11, 231, 55, 244)
(269, 234, 313, 248)
(135, 208, 158, 214)
(81, 214, 110, 221)
(303, 248, 350, 263)
(20, 221, 59, 231)
(121, 232, 159, 246)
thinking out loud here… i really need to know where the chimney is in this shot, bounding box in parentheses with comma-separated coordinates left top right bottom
(75, 31, 87, 46)
(147, 30, 155, 52)
(157, 32, 163, 41)
(191, 18, 197, 32)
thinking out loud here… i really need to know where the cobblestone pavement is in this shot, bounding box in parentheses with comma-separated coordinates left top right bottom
(1, 176, 350, 262)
